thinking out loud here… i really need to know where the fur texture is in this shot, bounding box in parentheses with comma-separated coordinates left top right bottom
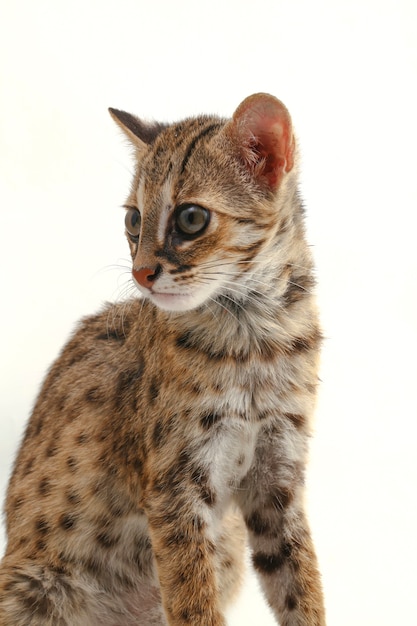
(0, 93, 325, 625)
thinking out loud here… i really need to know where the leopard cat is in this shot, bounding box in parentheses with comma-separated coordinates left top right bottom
(0, 93, 326, 625)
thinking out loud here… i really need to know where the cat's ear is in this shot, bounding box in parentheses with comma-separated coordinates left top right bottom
(108, 108, 165, 150)
(228, 93, 295, 189)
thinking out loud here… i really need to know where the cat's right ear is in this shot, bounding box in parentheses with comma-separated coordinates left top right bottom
(226, 93, 296, 190)
(108, 108, 165, 150)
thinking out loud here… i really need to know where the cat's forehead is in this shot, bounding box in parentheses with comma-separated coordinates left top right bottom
(144, 115, 224, 168)
(136, 115, 227, 203)
(157, 114, 225, 148)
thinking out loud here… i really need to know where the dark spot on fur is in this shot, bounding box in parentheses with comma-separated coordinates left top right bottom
(290, 328, 322, 354)
(76, 432, 89, 445)
(180, 609, 192, 622)
(191, 467, 216, 506)
(66, 489, 81, 505)
(169, 264, 194, 274)
(56, 395, 66, 412)
(252, 551, 285, 574)
(165, 516, 206, 549)
(257, 410, 273, 421)
(240, 240, 265, 255)
(155, 245, 181, 266)
(132, 457, 143, 474)
(153, 449, 191, 494)
(176, 331, 194, 350)
(17, 536, 29, 548)
(165, 528, 187, 546)
(24, 457, 34, 475)
(85, 387, 105, 403)
(200, 412, 222, 430)
(66, 457, 78, 472)
(148, 378, 160, 403)
(46, 441, 59, 457)
(96, 531, 119, 548)
(35, 539, 47, 552)
(284, 413, 306, 429)
(51, 564, 69, 576)
(152, 420, 164, 447)
(114, 361, 145, 412)
(282, 273, 315, 306)
(13, 495, 25, 510)
(177, 328, 235, 360)
(245, 511, 274, 536)
(286, 595, 298, 610)
(33, 413, 45, 436)
(39, 478, 51, 496)
(60, 513, 77, 530)
(235, 217, 255, 225)
(178, 449, 191, 469)
(35, 518, 50, 535)
(132, 535, 153, 572)
(96, 328, 126, 342)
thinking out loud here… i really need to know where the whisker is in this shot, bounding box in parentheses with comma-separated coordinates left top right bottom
(219, 283, 285, 314)
(193, 275, 286, 311)
(198, 264, 313, 299)
(206, 295, 241, 325)
(94, 258, 133, 278)
(199, 257, 314, 275)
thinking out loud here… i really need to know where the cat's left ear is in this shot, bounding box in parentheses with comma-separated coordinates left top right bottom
(228, 93, 295, 189)
(108, 108, 165, 150)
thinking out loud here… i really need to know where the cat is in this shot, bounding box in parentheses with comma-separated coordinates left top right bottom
(0, 93, 325, 625)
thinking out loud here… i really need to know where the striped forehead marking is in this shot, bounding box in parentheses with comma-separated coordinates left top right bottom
(136, 176, 173, 248)
(157, 178, 174, 246)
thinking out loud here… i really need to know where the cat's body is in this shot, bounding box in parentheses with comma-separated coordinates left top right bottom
(0, 93, 325, 625)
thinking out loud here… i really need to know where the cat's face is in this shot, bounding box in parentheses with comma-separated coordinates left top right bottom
(110, 94, 296, 313)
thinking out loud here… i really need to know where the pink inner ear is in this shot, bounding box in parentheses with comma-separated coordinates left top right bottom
(232, 94, 295, 188)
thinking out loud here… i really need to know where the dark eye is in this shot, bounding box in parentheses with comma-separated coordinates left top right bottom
(125, 208, 141, 239)
(175, 204, 210, 237)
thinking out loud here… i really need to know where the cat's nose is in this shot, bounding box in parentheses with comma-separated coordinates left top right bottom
(132, 266, 161, 289)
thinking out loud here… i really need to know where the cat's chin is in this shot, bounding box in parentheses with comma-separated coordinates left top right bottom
(148, 291, 205, 313)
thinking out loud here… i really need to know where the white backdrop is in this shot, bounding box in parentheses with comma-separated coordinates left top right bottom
(1, 1, 416, 624)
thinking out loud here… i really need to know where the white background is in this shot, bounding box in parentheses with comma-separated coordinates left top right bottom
(1, 1, 417, 624)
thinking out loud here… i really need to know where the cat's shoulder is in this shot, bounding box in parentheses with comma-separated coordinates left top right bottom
(63, 298, 146, 350)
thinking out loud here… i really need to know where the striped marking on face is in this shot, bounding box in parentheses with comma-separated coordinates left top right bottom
(156, 178, 174, 247)
(136, 177, 174, 249)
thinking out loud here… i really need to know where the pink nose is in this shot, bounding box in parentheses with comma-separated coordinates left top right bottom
(132, 266, 160, 289)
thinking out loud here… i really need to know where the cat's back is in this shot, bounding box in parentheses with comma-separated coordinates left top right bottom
(3, 300, 148, 538)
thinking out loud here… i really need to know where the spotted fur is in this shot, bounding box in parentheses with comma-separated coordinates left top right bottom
(0, 93, 325, 625)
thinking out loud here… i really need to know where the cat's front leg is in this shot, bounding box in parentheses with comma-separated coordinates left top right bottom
(235, 424, 326, 626)
(249, 504, 325, 626)
(143, 465, 225, 626)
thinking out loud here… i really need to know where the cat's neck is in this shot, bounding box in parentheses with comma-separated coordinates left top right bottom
(164, 248, 316, 363)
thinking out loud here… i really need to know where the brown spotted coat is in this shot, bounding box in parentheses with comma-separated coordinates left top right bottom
(0, 93, 325, 625)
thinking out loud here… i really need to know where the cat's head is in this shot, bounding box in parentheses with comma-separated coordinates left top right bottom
(109, 93, 299, 313)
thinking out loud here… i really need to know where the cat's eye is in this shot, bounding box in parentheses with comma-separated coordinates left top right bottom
(175, 204, 210, 237)
(125, 208, 141, 239)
